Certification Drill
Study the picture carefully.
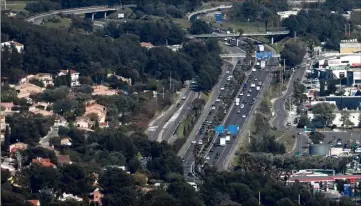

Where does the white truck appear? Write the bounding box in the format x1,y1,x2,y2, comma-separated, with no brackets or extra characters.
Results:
235,98,240,106
220,137,226,146
257,45,264,52
251,83,256,88
261,61,266,68
225,135,231,142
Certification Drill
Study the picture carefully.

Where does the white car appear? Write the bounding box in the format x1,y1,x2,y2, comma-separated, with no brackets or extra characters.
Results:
242,114,246,118
252,68,256,72
220,87,225,91
191,140,196,144
198,140,203,145
211,106,216,110
247,93,251,97
240,104,244,108
239,92,243,96
205,156,210,160
181,96,186,100
226,70,230,74
216,98,221,102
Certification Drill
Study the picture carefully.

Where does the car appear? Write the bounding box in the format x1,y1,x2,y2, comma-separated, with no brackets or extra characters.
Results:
181,96,186,100
255,78,258,81
191,140,196,144
224,110,227,114
237,109,241,114
252,68,256,72
216,98,221,102
226,70,230,74
211,106,216,110
220,87,225,91
188,172,194,177
252,98,256,101
239,92,244,96
205,156,210,160
240,104,244,108
210,149,214,153
248,90,252,93
242,114,246,118
198,140,203,145
247,93,250,97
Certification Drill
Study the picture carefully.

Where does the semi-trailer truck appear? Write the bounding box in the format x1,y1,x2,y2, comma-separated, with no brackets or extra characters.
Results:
220,137,226,146
235,98,240,106
257,45,264,52
261,61,266,68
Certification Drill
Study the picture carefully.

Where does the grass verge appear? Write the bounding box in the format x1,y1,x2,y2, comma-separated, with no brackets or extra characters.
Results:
43,18,71,29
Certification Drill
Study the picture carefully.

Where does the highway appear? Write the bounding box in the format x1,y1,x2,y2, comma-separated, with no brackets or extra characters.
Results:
146,89,198,142
205,61,276,169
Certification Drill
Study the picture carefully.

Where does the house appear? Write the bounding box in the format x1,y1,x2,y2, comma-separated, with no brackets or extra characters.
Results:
140,42,154,49
92,85,118,96
58,193,83,202
15,82,45,99
56,155,72,165
99,122,109,128
29,102,53,117
84,101,107,123
1,41,24,53
107,73,132,85
32,73,54,87
27,200,40,206
57,69,80,87
9,142,28,155
60,137,72,146
1,115,6,132
90,188,104,206
1,102,14,112
54,115,68,127
31,157,56,168
75,116,92,129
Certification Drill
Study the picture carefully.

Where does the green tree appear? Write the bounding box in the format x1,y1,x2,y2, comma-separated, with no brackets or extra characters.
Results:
309,131,325,144
297,115,311,128
311,103,336,127
326,81,337,95
340,110,354,128
188,20,212,34
280,41,306,67
4,125,10,151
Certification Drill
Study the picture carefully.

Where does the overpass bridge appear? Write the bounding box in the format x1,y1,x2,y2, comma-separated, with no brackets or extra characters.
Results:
220,53,280,58
187,5,233,21
26,5,136,25
186,31,290,38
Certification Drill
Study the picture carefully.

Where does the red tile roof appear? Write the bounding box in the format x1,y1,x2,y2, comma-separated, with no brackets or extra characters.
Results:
32,158,55,167
27,200,40,206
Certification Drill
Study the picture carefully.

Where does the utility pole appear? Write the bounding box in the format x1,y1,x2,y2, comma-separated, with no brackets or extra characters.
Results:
169,71,172,91
298,194,301,205
258,191,261,205
162,87,165,99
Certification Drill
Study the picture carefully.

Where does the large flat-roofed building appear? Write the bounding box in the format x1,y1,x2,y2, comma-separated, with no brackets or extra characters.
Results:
340,39,361,54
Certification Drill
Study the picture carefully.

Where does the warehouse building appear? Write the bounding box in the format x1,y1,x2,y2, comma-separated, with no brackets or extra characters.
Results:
340,39,361,54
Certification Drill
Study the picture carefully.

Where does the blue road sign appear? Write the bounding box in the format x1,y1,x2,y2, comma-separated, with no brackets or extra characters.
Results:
228,125,238,135
256,52,273,60
244,83,248,88
343,184,352,197
215,126,225,134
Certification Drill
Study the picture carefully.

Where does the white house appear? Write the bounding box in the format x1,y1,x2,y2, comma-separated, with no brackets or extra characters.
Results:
57,69,80,87
1,41,24,53
277,9,300,21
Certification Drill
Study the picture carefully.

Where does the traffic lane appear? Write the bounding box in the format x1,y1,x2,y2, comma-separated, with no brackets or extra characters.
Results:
207,70,269,164
162,91,198,141
148,88,193,140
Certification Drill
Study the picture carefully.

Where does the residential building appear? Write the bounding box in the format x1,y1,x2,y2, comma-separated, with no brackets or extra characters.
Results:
9,142,28,155
54,115,68,127
32,73,54,87
1,102,14,112
27,200,41,206
277,9,300,20
106,73,132,85
58,193,83,202
1,40,24,53
56,155,72,165
75,116,92,129
29,102,53,117
31,157,56,168
340,39,361,54
15,82,45,99
57,69,80,87
1,115,6,132
92,85,118,96
60,137,72,146
90,188,104,206
140,42,154,49
84,101,107,123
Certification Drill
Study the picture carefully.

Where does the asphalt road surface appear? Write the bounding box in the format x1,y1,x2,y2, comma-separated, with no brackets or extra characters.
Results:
205,66,272,168
147,88,197,142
